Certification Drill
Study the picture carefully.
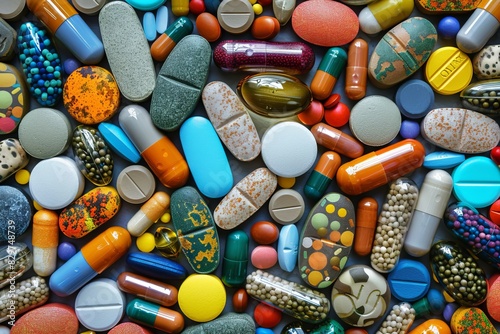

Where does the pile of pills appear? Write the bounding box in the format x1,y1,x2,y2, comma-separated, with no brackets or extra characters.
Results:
370,178,419,273
375,302,415,334
0,276,49,321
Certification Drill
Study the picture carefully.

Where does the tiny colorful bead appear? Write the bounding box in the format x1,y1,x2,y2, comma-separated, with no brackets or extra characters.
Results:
400,120,420,139
160,212,171,223
137,232,156,253
58,242,77,261
253,3,263,15
189,0,206,15
14,169,29,185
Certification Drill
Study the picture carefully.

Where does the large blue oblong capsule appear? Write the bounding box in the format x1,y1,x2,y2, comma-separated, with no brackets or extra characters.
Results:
17,22,63,107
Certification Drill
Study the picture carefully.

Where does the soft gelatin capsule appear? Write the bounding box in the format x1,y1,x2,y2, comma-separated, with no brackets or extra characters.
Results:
237,73,312,117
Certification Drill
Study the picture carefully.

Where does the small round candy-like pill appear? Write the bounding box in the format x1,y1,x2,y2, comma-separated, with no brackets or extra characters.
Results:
58,242,77,261
15,169,30,185
277,176,295,189
63,58,81,75
400,120,420,139
254,302,282,328
298,100,324,126
324,102,350,128
136,233,156,253
438,16,461,40
253,3,263,14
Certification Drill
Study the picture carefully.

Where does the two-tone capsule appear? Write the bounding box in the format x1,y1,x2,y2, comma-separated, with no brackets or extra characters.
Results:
310,47,347,100
303,151,341,200
150,16,193,62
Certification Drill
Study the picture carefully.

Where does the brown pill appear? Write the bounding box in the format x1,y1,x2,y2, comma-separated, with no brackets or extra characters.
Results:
251,15,280,40
354,197,378,256
345,38,368,100
232,288,249,312
250,220,279,244
196,12,221,42
310,122,364,159
117,271,178,307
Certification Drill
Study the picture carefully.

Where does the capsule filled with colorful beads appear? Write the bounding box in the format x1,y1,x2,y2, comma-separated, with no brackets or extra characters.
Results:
17,22,63,107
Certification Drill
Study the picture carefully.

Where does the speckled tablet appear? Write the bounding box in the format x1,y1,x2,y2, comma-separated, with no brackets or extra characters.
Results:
29,156,85,210
17,108,72,159
117,165,155,204
217,0,254,34
99,1,156,102
395,79,434,119
261,121,317,178
63,66,120,125
349,95,401,147
0,185,31,242
0,138,28,183
10,303,79,334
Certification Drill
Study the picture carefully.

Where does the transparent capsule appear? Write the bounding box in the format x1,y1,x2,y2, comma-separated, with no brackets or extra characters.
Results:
0,243,32,289
0,275,49,322
154,227,181,258
376,302,416,334
460,79,500,116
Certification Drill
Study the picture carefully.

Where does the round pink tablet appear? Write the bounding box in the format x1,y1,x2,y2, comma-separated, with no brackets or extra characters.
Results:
251,245,278,269
11,303,78,334
292,0,358,47
109,322,153,334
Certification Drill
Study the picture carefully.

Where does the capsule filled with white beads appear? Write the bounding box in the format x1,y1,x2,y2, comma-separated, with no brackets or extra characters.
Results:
376,302,416,334
0,275,49,322
370,178,419,273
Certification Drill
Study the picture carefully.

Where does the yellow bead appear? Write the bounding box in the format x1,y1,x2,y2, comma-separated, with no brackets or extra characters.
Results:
160,212,171,223
248,0,257,4
253,3,263,15
278,176,296,188
136,232,156,253
33,201,44,211
15,169,30,185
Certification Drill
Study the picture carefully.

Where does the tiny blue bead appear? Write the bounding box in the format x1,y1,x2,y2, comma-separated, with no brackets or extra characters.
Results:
400,120,420,139
438,16,461,40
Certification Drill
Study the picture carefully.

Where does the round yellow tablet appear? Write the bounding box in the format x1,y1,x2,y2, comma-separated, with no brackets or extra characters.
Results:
425,46,473,95
277,176,296,189
15,169,30,185
136,232,155,253
178,274,226,322
33,201,44,211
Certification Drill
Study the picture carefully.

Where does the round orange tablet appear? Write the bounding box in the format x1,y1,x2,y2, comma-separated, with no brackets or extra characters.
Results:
63,66,120,125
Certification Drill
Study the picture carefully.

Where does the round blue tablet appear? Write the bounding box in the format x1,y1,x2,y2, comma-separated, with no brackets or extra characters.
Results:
395,79,434,119
452,156,500,208
438,16,460,40
387,259,430,302
400,120,420,139
0,186,31,242
58,242,77,261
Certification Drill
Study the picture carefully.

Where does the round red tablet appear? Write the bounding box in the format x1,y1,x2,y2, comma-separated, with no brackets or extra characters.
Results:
254,302,282,328
324,102,350,128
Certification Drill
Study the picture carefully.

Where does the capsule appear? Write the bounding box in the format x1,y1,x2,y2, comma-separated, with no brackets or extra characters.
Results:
118,105,189,189
222,231,249,287
310,47,347,100
272,0,295,25
429,240,488,306
303,151,341,200
72,125,114,186
460,79,500,116
375,302,415,334
246,270,330,324
345,39,368,100
172,0,189,16
0,243,32,289
150,16,193,62
117,271,178,307
127,192,170,237
237,73,312,117
354,197,378,256
49,226,131,297
450,307,497,333
32,209,59,277
370,178,419,273
213,40,315,75
336,139,425,196
0,276,49,322
310,122,364,159
126,298,184,334
358,0,414,34
407,319,451,334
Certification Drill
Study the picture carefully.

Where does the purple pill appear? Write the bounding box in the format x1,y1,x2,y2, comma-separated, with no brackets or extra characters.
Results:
400,120,420,139
63,58,81,75
443,303,459,322
58,242,77,261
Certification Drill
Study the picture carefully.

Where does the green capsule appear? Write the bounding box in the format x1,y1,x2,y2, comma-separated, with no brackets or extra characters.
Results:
221,230,249,287
237,73,312,118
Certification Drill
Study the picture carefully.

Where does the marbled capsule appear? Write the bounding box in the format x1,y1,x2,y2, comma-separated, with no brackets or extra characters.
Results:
72,125,114,186
17,22,63,107
237,73,312,117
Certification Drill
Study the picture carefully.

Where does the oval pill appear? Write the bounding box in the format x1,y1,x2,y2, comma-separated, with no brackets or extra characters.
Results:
196,12,221,42
117,271,178,307
0,63,28,134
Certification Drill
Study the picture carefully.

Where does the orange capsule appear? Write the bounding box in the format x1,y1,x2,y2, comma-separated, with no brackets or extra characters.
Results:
345,38,368,100
303,151,341,200
407,319,451,334
150,17,193,62
354,197,378,256
32,209,59,276
310,122,364,159
310,47,347,100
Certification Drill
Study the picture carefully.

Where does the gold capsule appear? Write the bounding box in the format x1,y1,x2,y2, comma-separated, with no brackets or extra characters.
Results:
237,73,312,117
154,227,181,258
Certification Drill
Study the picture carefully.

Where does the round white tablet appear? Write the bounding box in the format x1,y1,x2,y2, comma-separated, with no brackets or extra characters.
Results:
0,0,25,20
29,156,85,210
349,95,402,147
261,121,317,178
75,278,126,332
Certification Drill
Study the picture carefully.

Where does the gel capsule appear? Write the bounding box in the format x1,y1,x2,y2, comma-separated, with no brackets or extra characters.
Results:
354,197,378,256
117,271,178,307
237,73,312,117
213,40,315,75
150,16,193,62
126,298,184,333
310,47,347,100
310,122,364,159
336,139,425,196
345,38,368,100
303,151,341,200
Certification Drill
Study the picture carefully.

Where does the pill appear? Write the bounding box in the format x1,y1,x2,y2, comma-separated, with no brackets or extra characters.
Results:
172,0,189,16
336,139,425,195
150,35,211,131
156,5,168,33
171,186,220,273
18,107,72,159
72,0,107,15
127,191,170,237
254,302,282,328
359,0,414,34
119,105,189,189
50,226,131,297
261,121,317,178
310,122,364,159
232,289,249,312
183,313,255,333
472,44,500,79
387,259,430,302
150,16,193,62
438,16,461,39
268,189,305,225
0,0,26,21
0,63,28,135
277,224,299,272
345,38,368,101
10,303,78,334
407,319,451,334
126,252,187,280
272,0,295,25
353,197,378,257
400,120,420,139
298,100,324,126
27,0,104,64
99,1,155,102
251,245,278,269
425,47,473,95
421,108,500,153
423,151,465,169
196,12,221,42
109,322,153,334
486,274,500,322
459,80,500,116
189,0,205,15
179,116,233,198
116,165,156,205
57,242,76,261
250,221,279,245
202,81,261,162
178,274,226,322
126,298,184,333
415,0,479,13
369,17,437,88
251,15,280,40
75,278,126,332
0,20,15,61
277,176,295,188
490,199,500,226
292,0,358,47
252,3,263,14
0,186,31,241
154,226,180,257
221,230,249,287
204,0,221,14
98,122,141,164
117,271,178,307
143,12,157,42
0,243,31,289
395,79,434,119
32,209,58,277
217,0,254,34
311,47,347,101
29,156,85,210
0,138,29,183
136,233,155,253
124,0,166,10
214,168,277,230
299,192,355,288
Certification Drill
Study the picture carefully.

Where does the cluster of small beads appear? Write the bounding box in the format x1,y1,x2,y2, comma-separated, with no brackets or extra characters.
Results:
371,178,419,272
17,22,63,107
0,244,31,288
376,302,415,334
246,270,330,323
0,276,49,321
